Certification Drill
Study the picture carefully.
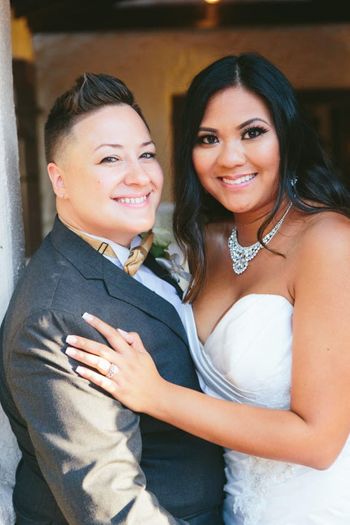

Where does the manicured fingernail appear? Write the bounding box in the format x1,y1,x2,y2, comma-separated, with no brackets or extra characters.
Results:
66,335,77,344
117,328,129,337
66,347,77,357
82,312,93,321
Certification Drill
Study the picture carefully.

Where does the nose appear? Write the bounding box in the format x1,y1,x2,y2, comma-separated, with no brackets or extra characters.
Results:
123,159,150,186
217,140,245,168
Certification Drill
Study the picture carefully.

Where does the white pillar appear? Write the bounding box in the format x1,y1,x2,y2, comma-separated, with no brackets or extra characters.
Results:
0,1,24,523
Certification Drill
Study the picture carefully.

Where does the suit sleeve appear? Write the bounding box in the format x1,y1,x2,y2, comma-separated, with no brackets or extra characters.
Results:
7,309,184,525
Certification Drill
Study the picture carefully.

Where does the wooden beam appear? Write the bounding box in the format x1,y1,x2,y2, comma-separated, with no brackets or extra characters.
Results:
11,1,350,33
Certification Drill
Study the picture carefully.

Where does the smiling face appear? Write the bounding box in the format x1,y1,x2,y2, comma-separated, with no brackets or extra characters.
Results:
192,86,280,220
48,104,163,246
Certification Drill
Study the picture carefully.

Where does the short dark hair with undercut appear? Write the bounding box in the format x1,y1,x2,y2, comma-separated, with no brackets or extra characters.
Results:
44,72,147,162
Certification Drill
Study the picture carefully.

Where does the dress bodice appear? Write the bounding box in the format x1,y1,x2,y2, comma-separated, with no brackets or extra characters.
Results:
203,294,293,409
182,294,350,525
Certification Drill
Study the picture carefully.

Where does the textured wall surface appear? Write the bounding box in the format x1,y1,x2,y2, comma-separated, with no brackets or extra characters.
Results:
0,3,24,317
33,24,350,231
0,1,24,523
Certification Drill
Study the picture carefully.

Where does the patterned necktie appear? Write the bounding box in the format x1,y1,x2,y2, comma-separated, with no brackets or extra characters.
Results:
123,232,154,276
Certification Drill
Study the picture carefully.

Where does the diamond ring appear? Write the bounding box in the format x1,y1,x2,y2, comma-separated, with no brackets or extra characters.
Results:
106,363,118,379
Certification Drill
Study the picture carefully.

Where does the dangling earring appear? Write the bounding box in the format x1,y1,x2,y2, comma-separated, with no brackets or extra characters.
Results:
290,177,298,194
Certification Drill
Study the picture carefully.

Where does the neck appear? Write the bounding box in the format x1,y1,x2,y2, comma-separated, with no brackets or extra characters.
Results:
58,214,134,248
234,200,290,246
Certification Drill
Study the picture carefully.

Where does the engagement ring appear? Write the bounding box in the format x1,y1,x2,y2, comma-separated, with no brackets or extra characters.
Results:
106,363,118,379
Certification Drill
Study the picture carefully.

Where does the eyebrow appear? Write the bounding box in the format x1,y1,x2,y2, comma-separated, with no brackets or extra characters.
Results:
238,117,270,129
198,117,270,133
94,140,155,151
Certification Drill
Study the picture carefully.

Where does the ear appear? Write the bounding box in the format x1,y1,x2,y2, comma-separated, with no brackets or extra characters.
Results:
47,162,67,199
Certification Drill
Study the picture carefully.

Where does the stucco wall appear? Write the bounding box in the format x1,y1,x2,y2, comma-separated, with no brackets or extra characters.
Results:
33,24,350,231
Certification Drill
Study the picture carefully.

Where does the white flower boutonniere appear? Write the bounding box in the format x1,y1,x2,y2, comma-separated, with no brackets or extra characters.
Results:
150,227,191,292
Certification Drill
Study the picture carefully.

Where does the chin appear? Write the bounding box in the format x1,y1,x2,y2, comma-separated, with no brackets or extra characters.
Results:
221,203,250,214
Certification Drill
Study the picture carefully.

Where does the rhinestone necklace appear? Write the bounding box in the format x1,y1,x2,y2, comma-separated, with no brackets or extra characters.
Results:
228,202,292,275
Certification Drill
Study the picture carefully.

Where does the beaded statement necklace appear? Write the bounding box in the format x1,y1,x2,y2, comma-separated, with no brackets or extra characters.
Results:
228,202,293,275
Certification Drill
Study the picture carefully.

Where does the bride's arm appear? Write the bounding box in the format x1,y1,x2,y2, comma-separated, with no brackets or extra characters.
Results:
66,217,350,469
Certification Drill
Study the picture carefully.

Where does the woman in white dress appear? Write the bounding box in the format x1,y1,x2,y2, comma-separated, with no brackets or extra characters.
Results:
66,53,350,524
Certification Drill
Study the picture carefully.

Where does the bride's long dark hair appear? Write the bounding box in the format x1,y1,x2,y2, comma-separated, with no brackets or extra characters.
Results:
173,53,350,302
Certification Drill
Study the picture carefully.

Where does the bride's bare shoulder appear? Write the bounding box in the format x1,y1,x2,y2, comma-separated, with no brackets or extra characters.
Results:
299,210,350,243
295,210,350,270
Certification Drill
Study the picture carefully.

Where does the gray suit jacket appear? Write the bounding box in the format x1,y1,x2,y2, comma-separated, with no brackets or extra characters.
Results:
0,218,225,525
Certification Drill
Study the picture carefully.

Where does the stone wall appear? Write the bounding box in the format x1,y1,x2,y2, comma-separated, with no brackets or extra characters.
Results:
0,2,24,523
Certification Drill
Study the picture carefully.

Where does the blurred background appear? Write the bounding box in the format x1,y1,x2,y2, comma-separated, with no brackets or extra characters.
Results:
10,0,350,256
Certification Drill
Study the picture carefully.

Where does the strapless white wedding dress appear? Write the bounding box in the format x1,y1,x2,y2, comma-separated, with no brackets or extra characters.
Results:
182,294,350,525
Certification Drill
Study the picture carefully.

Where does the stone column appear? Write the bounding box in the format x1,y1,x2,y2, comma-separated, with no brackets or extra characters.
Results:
0,1,24,523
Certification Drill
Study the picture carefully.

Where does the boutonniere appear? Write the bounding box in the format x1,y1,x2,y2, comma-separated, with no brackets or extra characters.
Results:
149,227,191,291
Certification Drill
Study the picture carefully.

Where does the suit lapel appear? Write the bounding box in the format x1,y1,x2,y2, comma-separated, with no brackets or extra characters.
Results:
51,217,104,279
102,260,188,345
50,218,188,345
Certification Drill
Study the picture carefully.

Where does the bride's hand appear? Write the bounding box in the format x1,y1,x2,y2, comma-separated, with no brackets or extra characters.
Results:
65,313,166,413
